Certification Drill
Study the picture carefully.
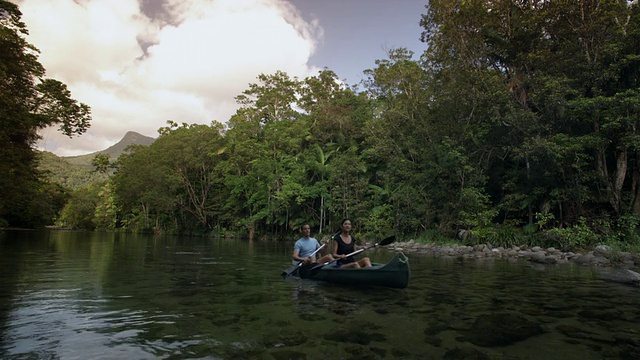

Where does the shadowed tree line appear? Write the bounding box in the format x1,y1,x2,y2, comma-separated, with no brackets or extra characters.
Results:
0,1,90,228
4,1,640,251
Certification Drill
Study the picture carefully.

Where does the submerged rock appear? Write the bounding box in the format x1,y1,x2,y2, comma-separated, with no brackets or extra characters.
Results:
262,332,308,347
270,350,308,360
322,328,386,345
461,313,544,347
443,347,490,360
595,268,640,286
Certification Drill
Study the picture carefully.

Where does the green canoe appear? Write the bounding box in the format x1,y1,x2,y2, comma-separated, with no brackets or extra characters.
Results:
293,252,410,289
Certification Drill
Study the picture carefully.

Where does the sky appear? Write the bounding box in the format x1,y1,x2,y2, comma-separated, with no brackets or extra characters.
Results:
13,0,428,156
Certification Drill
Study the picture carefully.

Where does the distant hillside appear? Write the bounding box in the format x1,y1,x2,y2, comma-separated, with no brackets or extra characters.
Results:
38,150,109,189
38,131,156,189
63,131,156,166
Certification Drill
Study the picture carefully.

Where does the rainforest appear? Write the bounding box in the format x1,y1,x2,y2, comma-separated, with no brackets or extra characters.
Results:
2,0,640,253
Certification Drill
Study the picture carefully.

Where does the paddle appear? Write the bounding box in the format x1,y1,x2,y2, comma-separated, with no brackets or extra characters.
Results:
281,243,327,277
298,235,396,279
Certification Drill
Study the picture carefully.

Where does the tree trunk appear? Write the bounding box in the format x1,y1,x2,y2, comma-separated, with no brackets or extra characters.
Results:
320,195,325,234
632,167,640,215
596,144,627,214
611,148,628,214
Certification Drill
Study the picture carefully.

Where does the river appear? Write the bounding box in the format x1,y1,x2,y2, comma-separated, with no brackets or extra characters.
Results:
0,230,638,359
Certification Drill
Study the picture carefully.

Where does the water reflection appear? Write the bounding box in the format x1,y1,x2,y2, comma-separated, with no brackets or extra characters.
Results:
0,230,639,359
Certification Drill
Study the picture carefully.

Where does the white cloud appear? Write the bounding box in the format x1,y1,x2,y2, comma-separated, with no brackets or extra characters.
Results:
15,0,322,156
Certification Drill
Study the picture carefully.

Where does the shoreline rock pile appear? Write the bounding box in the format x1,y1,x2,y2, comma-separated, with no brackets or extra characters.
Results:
389,240,639,267
387,240,640,286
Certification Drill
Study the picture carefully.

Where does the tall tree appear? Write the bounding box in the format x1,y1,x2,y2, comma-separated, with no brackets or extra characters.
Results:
112,122,228,233
112,144,178,231
0,1,91,227
155,121,228,230
225,72,305,235
299,69,372,231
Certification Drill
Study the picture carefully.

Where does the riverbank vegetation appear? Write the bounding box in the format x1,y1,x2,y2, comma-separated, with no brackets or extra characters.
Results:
0,1,91,228
3,1,640,254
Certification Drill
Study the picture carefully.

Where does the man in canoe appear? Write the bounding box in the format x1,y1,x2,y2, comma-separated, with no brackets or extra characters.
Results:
292,224,334,265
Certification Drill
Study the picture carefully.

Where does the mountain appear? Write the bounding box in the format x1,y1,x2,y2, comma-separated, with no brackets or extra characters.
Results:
63,131,156,166
38,131,156,189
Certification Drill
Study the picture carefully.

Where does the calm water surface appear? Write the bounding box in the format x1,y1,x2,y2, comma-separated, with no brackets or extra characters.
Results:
0,230,638,359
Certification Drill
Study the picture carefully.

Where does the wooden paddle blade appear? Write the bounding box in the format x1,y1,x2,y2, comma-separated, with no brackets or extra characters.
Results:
281,263,300,277
378,235,396,246
298,262,326,279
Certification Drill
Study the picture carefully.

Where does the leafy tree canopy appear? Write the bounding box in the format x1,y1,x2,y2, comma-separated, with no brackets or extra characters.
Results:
0,0,91,227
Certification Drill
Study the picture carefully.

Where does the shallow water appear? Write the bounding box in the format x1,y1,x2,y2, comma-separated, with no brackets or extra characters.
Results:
0,230,638,359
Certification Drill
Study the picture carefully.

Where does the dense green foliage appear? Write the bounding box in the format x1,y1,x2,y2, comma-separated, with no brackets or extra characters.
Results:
36,132,155,190
5,1,640,251
37,151,108,189
0,1,91,227
414,0,640,249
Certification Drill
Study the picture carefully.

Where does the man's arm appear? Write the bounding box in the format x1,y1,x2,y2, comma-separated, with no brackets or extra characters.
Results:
292,248,310,262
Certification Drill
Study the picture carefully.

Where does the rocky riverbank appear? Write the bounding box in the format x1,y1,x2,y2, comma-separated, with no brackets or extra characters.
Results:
388,240,640,286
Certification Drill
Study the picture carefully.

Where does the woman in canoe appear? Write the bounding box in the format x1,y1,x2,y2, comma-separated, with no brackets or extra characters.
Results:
331,219,372,269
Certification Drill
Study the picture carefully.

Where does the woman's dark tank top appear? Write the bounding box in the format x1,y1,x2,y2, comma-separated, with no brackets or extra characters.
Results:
333,234,356,264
